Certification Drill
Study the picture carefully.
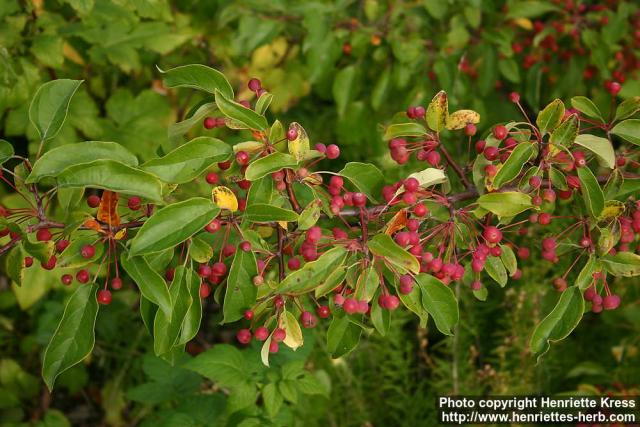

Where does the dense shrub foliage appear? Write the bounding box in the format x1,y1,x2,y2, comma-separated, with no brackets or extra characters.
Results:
1,1,640,426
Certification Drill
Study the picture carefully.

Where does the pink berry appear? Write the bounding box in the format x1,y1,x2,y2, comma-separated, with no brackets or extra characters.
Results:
97,289,112,305
236,328,252,344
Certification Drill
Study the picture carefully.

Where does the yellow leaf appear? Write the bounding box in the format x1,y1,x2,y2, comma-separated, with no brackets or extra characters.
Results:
114,229,127,240
63,42,85,65
446,109,481,130
598,200,625,221
426,90,448,132
277,221,288,230
513,18,533,30
251,37,288,70
280,311,303,350
233,141,264,154
287,122,309,161
211,186,238,211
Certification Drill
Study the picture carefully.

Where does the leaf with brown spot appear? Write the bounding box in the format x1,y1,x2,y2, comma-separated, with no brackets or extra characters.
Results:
385,209,407,235
97,191,120,226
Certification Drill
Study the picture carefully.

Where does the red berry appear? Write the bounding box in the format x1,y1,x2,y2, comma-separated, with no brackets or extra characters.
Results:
24,256,33,268
87,195,101,208
76,269,90,284
253,275,264,286
55,239,70,253
41,256,57,270
206,172,219,185
247,78,262,92
286,128,298,141
218,160,231,170
464,123,477,136
198,264,212,278
239,241,251,252
198,283,210,298
236,328,252,344
205,219,221,233
413,203,428,217
212,262,227,276
36,229,52,242
483,146,499,161
493,125,508,140
244,310,254,320
236,151,249,165
128,197,141,210
343,298,358,314
608,82,622,96
254,326,269,341
61,274,73,286
97,289,112,305
300,311,317,328
287,257,301,270
269,341,279,353
603,294,621,310
81,244,95,259
404,177,419,192
203,117,216,129
352,192,367,207
326,144,340,159
317,305,331,318
272,328,286,342
482,226,503,244
111,277,123,290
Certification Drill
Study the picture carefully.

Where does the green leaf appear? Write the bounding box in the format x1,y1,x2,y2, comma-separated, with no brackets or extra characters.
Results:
190,236,213,263
601,251,640,277
492,143,535,188
27,142,138,183
42,284,99,391
337,162,384,203
333,65,357,117
178,268,202,345
576,256,598,290
370,292,390,336
500,245,518,277
530,287,584,361
255,92,273,115
415,274,458,335
5,244,25,286
287,122,310,162
214,90,267,131
549,114,578,148
129,198,220,256
574,134,615,169
141,137,232,184
222,248,258,323
153,266,192,356
383,123,427,140
185,344,249,387
169,102,217,142
314,268,348,298
279,247,348,295
614,96,640,121
571,96,604,122
368,234,419,274
577,167,604,218
477,192,532,217
120,254,172,318
0,139,14,165
244,152,297,181
506,1,561,18
262,383,283,417
243,204,298,223
56,160,163,202
159,64,234,99
426,91,448,132
327,316,362,358
610,119,640,146
29,79,83,142
297,201,321,230
484,256,508,287
536,99,564,135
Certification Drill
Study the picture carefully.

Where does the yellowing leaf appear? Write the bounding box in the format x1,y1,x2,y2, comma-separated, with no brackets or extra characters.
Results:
513,18,533,30
277,221,288,230
114,229,127,240
287,122,310,162
426,91,448,132
63,43,84,65
233,141,264,154
385,209,408,235
257,226,274,238
280,311,303,350
83,218,105,234
446,109,480,130
211,186,238,211
97,191,120,227
598,200,625,221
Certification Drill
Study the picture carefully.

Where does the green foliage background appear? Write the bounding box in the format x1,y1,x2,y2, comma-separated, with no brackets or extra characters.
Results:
1,0,639,426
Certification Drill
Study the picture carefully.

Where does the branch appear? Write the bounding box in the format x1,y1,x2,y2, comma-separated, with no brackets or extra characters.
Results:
439,144,473,189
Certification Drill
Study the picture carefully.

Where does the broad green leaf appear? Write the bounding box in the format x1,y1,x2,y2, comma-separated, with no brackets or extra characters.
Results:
262,383,283,417
29,79,83,142
611,119,640,146
129,198,220,256
492,143,534,188
244,152,297,181
477,192,532,217
27,142,138,183
314,268,348,298
279,246,348,294
571,96,604,122
57,188,84,212
397,282,428,326
287,122,310,162
506,1,561,18
601,251,640,277
222,248,258,323
426,90,448,132
0,139,14,165
577,167,604,218
530,286,584,361
255,92,273,115
243,204,298,223
614,96,640,121
153,266,192,355
383,123,427,140
368,234,419,274
500,245,518,277
576,256,597,290
186,344,249,386
297,201,321,230
190,236,213,263
159,64,234,99
333,65,357,117
327,316,362,358
178,268,202,345
536,99,564,134
370,291,391,336
246,176,275,206
141,137,232,184
415,274,458,335
484,256,507,287
58,236,104,268
337,162,384,203
120,254,172,318
549,114,578,148
168,102,217,142
574,134,615,169
42,284,98,390
214,90,267,131
445,109,480,130
56,160,163,202
354,266,379,302
5,244,25,286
